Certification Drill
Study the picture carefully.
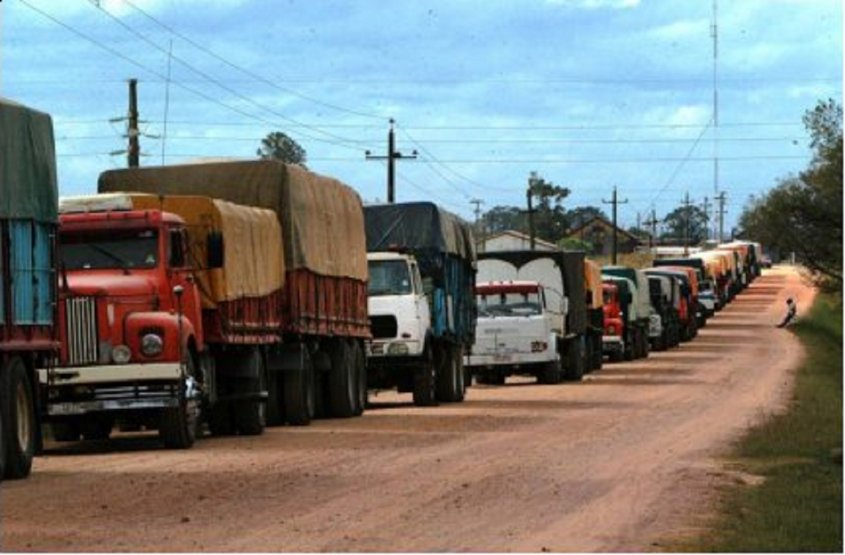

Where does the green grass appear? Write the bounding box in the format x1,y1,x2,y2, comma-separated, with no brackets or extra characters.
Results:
678,293,843,552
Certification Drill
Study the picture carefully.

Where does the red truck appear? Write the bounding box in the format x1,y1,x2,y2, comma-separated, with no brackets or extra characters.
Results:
0,98,60,479
42,161,370,448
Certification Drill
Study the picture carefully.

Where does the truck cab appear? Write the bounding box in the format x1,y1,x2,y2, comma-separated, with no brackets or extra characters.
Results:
467,281,560,384
366,251,430,360
44,197,206,447
601,282,626,362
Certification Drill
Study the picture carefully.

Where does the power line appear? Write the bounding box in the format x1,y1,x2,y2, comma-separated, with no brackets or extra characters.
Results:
119,0,384,121
644,119,714,208
17,0,371,153
89,1,366,149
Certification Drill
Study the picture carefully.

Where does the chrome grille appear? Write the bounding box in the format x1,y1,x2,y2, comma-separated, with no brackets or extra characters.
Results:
65,297,99,366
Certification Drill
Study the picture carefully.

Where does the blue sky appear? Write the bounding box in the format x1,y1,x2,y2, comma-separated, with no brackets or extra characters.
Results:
2,0,842,233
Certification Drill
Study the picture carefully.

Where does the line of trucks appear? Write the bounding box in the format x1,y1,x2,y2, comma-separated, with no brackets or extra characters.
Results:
0,98,765,481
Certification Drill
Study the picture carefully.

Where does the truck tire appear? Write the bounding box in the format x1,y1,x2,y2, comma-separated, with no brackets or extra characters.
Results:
537,359,562,384
0,398,4,481
584,340,594,374
51,421,81,442
592,336,604,370
623,330,635,361
328,339,357,418
454,350,466,402
563,339,585,381
80,415,113,441
413,345,437,407
436,345,462,403
351,340,367,416
266,367,283,427
207,403,235,436
283,348,315,426
233,349,267,436
159,355,200,449
1,357,36,479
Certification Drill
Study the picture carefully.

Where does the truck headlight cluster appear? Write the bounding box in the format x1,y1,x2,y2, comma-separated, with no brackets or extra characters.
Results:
141,333,164,357
111,345,132,364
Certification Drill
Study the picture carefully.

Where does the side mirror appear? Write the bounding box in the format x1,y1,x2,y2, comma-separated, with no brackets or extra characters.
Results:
207,232,225,269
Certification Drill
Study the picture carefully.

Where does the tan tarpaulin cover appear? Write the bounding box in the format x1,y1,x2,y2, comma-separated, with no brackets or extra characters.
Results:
128,194,284,308
99,160,367,281
583,259,603,309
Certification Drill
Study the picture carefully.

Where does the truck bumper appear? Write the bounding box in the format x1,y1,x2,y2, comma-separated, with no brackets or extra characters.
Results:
465,352,553,368
39,363,182,416
602,336,624,354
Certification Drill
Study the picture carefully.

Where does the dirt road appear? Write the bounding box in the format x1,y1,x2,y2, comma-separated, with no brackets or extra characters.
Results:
1,267,815,552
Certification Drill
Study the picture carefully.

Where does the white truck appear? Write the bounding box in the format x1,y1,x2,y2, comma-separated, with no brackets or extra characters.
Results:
465,250,587,384
364,203,477,406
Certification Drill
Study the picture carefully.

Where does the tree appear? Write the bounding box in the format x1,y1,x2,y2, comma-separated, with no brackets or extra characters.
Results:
738,100,842,288
661,205,709,245
527,172,571,243
482,205,525,235
567,205,608,232
257,131,307,167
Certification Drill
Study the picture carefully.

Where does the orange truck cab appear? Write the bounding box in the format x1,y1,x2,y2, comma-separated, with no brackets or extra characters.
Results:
601,282,624,360
46,201,215,447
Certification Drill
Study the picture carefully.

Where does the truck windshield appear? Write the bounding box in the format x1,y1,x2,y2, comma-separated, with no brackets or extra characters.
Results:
477,292,541,317
60,229,159,270
368,260,413,296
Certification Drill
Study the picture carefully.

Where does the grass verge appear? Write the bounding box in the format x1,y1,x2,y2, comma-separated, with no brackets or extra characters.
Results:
678,293,843,552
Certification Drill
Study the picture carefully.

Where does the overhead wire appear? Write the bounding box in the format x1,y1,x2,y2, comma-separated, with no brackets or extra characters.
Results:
88,1,369,149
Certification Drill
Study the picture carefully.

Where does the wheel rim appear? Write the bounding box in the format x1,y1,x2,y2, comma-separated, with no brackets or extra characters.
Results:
15,381,32,452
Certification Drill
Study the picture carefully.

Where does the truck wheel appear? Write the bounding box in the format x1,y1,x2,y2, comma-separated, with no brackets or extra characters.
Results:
538,359,562,384
413,345,437,407
80,415,113,441
233,350,267,436
623,331,635,361
159,355,201,449
563,340,585,381
1,357,36,479
266,367,283,427
283,348,315,426
435,346,461,403
351,341,367,416
0,399,4,481
328,340,356,418
51,421,81,442
592,337,604,370
207,403,235,436
454,350,466,402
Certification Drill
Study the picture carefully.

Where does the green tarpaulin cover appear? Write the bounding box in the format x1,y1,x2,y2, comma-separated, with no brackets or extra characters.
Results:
0,98,58,221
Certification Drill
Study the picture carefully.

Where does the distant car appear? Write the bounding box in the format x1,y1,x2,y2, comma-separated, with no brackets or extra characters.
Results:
760,255,773,269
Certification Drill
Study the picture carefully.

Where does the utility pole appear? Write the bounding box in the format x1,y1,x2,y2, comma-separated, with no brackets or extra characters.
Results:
365,118,417,203
715,191,727,243
128,78,139,168
527,183,536,251
471,198,485,252
643,208,660,252
701,196,711,241
602,186,628,265
681,192,693,256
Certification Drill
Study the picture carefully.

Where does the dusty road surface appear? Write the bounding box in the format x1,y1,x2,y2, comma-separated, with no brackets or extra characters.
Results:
2,267,815,552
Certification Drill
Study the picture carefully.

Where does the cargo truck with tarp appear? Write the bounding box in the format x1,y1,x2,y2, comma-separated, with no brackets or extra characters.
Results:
602,266,652,360
54,161,370,448
467,250,588,383
364,202,476,405
583,259,604,372
0,98,59,480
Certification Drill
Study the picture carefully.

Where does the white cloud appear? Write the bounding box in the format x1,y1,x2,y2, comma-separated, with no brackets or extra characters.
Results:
647,18,710,42
16,0,248,21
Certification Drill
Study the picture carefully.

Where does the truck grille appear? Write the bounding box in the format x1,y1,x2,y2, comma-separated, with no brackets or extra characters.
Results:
65,297,99,366
369,315,398,339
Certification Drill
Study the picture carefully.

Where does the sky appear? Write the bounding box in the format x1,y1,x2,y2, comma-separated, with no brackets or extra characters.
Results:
1,0,842,234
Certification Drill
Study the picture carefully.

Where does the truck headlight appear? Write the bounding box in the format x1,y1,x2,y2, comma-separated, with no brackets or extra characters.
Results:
112,345,132,364
388,342,409,355
607,325,616,335
141,333,164,357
